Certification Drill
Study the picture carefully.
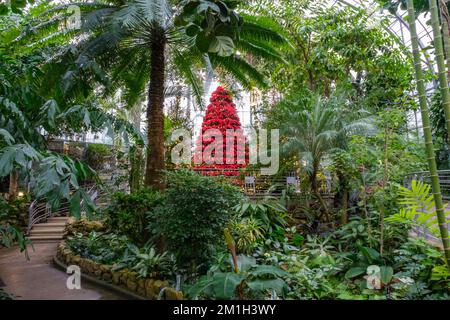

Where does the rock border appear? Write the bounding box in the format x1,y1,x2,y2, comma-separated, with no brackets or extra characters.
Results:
55,242,183,300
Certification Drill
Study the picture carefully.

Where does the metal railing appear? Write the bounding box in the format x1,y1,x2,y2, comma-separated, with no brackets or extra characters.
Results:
26,184,97,235
403,170,450,200
26,199,71,235
191,168,334,199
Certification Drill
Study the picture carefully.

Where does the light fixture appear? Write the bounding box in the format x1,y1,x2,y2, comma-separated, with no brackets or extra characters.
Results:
18,192,24,198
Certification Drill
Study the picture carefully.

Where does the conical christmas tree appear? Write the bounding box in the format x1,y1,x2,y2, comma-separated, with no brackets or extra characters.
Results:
194,86,247,176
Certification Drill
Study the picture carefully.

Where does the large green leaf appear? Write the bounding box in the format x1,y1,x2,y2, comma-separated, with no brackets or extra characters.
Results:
379,266,393,284
345,267,366,279
358,245,381,264
250,265,290,278
247,278,287,294
211,272,244,299
209,36,235,56
70,190,82,220
40,99,59,128
186,24,200,37
0,147,15,177
0,129,14,145
195,32,211,53
235,254,256,272
196,1,220,14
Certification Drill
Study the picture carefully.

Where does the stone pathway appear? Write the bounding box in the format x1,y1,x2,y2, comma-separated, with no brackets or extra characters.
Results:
0,241,128,300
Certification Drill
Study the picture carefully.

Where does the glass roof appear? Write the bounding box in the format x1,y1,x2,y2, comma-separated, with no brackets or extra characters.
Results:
187,0,437,138
331,0,436,76
327,0,438,136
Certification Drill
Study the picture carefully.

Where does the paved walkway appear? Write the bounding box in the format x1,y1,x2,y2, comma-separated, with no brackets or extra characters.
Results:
0,241,128,300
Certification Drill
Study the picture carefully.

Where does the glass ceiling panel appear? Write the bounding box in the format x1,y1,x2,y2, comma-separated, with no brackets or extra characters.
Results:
329,0,437,75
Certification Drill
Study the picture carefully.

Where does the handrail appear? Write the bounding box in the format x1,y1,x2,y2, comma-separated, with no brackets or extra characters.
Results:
189,168,333,196
403,170,450,200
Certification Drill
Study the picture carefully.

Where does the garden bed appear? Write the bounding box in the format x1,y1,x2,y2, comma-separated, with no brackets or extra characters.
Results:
55,242,183,300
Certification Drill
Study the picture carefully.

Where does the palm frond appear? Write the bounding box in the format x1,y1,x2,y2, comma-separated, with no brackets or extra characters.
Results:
236,38,285,63
135,0,173,27
239,13,287,45
209,54,267,89
173,48,204,109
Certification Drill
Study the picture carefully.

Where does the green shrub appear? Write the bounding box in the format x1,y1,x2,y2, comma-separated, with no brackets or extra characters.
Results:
85,143,112,170
0,196,31,257
186,255,289,299
66,232,129,265
67,231,176,280
229,217,265,254
151,170,243,270
65,219,106,236
0,196,28,228
113,243,176,279
104,188,164,245
0,288,15,300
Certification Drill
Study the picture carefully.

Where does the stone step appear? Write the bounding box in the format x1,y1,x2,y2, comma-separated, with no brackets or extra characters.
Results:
33,222,67,228
47,217,69,222
31,227,65,234
28,235,64,241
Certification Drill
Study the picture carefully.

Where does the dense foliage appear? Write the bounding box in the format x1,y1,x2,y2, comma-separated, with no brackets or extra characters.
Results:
150,170,243,270
105,188,164,245
66,232,176,279
1,0,450,302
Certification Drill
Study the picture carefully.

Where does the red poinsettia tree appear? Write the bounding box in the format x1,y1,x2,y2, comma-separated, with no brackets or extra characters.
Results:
194,86,247,176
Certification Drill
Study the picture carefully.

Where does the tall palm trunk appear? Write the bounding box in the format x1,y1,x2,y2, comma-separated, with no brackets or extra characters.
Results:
311,162,330,222
408,0,450,268
130,104,143,192
144,31,167,189
310,169,318,194
430,0,450,137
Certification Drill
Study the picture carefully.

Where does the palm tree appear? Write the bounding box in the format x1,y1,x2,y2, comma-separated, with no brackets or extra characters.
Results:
26,0,285,189
281,93,374,195
407,0,450,268
429,0,450,138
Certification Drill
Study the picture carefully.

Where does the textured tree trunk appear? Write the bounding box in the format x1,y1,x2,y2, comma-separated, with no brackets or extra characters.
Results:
130,145,143,192
129,105,143,192
310,166,318,194
430,0,450,138
310,163,330,222
144,31,167,189
408,0,450,268
8,171,19,200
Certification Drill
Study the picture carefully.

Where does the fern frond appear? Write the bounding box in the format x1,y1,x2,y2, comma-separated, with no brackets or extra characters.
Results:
386,180,448,238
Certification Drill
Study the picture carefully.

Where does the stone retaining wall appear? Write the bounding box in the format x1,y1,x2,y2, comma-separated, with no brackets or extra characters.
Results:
56,243,183,300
